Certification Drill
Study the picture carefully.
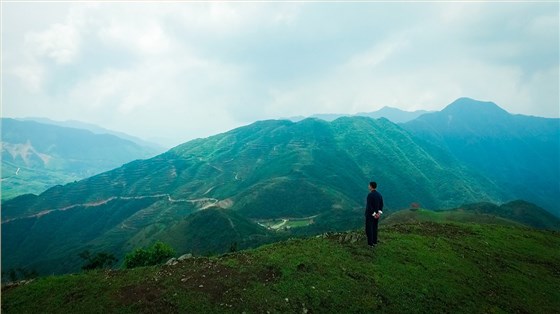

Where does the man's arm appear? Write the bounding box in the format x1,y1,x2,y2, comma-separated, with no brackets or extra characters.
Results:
373,193,383,218
366,193,374,215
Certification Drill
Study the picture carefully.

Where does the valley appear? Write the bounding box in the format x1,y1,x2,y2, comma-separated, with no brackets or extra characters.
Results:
256,215,318,230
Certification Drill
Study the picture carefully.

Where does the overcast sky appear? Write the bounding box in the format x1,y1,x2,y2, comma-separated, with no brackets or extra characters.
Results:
2,1,559,147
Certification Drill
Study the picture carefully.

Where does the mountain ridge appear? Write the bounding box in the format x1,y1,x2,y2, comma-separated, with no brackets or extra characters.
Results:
16,117,167,151
2,115,510,275
403,97,560,216
287,106,431,123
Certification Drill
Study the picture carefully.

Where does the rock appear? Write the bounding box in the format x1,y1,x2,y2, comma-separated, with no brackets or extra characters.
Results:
178,253,193,261
165,258,178,266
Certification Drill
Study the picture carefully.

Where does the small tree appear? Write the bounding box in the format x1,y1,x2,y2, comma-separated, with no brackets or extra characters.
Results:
79,250,118,271
8,269,17,282
229,242,238,253
123,242,175,269
2,268,39,283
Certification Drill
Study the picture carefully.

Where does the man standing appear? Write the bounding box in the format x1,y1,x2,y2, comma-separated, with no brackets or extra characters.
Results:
365,181,383,247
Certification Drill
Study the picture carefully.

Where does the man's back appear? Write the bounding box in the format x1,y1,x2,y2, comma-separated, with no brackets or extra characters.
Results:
365,190,383,216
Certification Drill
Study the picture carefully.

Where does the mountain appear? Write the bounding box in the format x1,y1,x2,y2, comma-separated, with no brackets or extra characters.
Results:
1,118,160,200
288,113,350,122
288,107,431,123
18,117,167,151
450,200,560,230
382,200,560,231
3,222,559,313
357,106,431,123
403,97,560,216
2,117,509,275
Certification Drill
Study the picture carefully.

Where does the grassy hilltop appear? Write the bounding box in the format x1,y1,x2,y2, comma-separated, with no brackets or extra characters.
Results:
3,221,559,313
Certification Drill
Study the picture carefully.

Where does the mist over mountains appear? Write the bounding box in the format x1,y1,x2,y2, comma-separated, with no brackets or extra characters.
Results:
2,97,559,276
17,117,167,152
288,106,431,123
1,118,161,199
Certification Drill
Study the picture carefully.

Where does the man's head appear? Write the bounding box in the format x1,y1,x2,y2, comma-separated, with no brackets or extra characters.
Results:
369,181,377,191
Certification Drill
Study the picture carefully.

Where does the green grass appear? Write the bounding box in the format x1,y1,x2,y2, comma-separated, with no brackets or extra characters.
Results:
284,219,313,228
3,221,559,313
382,207,551,230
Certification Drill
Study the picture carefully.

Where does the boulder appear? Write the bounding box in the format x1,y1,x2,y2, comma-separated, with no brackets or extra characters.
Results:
178,253,193,261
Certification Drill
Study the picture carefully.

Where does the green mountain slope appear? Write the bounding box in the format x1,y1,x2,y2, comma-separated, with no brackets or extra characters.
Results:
3,222,559,313
452,200,560,230
157,209,281,256
2,117,511,275
382,200,560,231
170,117,506,214
403,97,560,216
1,118,160,200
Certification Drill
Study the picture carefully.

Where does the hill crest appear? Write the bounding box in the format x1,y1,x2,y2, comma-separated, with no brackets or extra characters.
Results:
3,221,559,313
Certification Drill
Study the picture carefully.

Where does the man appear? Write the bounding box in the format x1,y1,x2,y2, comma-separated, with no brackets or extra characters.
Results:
365,181,383,247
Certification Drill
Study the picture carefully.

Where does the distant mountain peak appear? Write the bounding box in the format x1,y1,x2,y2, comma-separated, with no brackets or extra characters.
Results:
443,98,509,117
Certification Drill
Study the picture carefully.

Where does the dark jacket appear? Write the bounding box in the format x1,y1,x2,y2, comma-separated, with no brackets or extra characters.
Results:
365,190,384,217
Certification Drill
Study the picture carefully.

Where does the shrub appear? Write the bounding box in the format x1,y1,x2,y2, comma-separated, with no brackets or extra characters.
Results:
123,241,175,269
229,242,238,253
1,268,38,283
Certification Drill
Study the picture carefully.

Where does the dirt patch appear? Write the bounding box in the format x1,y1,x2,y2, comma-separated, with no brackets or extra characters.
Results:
153,254,282,304
185,261,279,295
64,289,86,303
174,260,236,300
116,283,177,313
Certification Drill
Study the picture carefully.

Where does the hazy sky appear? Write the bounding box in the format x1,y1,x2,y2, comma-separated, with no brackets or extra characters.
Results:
2,1,559,147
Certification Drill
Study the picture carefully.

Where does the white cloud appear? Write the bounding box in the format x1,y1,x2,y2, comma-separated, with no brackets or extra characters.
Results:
23,7,85,65
98,19,171,55
12,62,44,93
347,36,410,70
2,2,558,146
